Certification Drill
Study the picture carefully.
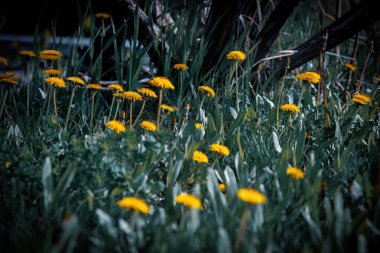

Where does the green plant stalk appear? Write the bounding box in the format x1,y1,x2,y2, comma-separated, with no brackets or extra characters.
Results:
178,71,184,107
157,89,163,131
133,99,146,127
26,61,31,117
0,89,8,121
114,99,121,120
195,96,205,122
53,88,58,116
234,206,250,252
129,101,133,128
90,92,95,132
276,68,288,130
45,86,52,115
64,88,76,130
108,96,115,120
235,62,240,112
289,113,292,128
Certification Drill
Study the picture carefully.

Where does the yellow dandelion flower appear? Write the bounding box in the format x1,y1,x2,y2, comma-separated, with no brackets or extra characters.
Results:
218,183,226,192
148,76,175,90
0,56,8,66
237,188,267,204
210,143,230,156
160,104,175,113
66,76,85,85
95,12,111,19
121,91,143,102
192,150,208,164
140,120,157,132
42,69,62,76
280,103,301,113
106,120,126,134
87,84,103,91
173,63,189,71
0,72,15,79
137,87,157,99
286,167,305,180
345,63,356,72
39,49,63,61
5,161,12,168
226,50,246,61
195,123,205,131
351,93,371,105
175,193,202,209
19,50,36,57
44,77,66,88
108,83,123,92
1,77,19,85
198,85,215,98
117,196,150,214
295,72,321,84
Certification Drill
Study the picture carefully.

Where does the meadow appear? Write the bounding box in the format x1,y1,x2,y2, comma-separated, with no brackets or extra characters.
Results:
0,1,380,252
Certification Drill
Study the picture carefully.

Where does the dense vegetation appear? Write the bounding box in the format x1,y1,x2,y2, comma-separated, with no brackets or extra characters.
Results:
0,1,379,252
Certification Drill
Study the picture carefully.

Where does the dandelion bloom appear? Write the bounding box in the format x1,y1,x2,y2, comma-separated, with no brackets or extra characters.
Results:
286,167,305,180
106,120,126,134
0,56,8,66
1,77,19,85
44,77,66,88
5,161,12,168
351,93,371,105
108,83,123,92
198,85,215,98
218,183,226,192
226,50,246,61
42,69,62,76
237,188,267,204
160,104,175,113
195,123,205,131
345,63,356,72
117,196,150,214
295,72,321,84
39,50,63,61
148,76,175,90
280,103,301,113
192,150,208,164
210,143,230,156
140,120,157,132
19,50,36,57
175,193,202,209
121,91,143,102
95,12,111,19
137,87,157,99
66,77,85,86
173,63,189,71
0,72,15,79
87,84,103,91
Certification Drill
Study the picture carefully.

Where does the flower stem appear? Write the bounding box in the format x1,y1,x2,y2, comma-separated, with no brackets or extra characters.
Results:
195,96,205,122
157,89,163,131
235,63,239,113
64,88,76,131
0,89,8,121
108,96,115,120
234,207,250,252
114,99,121,120
26,61,30,117
53,88,58,116
133,99,146,127
276,62,289,130
90,92,95,133
129,101,133,128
